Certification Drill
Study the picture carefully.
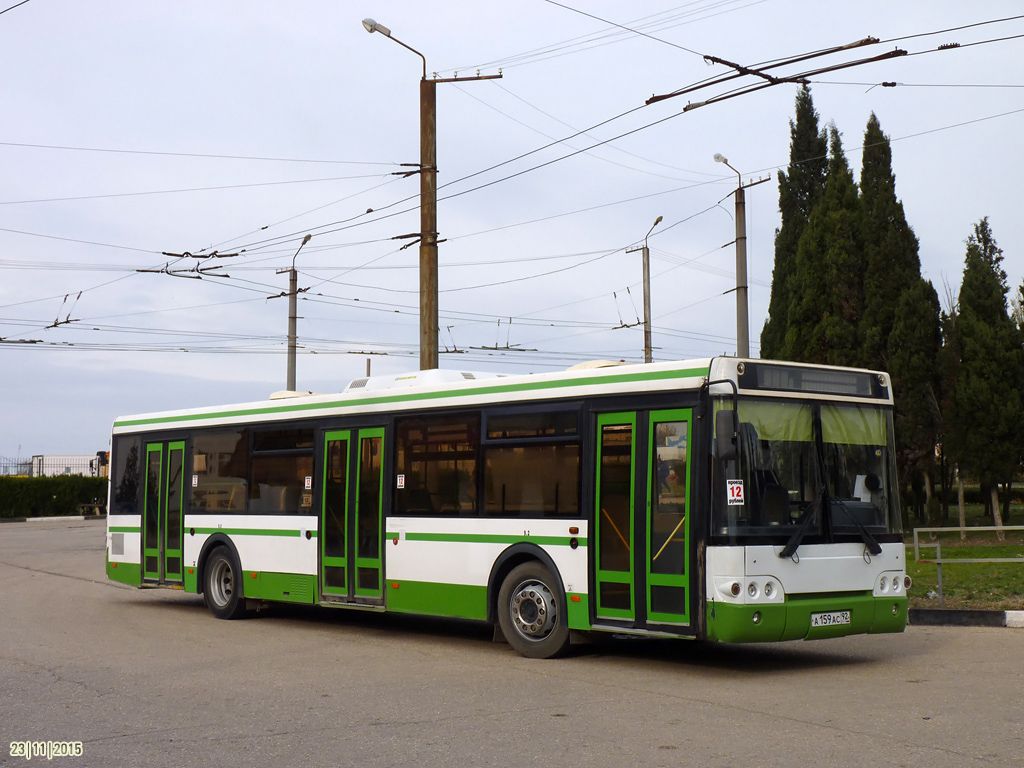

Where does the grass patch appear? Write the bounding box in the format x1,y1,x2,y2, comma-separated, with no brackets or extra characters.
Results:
907,531,1024,611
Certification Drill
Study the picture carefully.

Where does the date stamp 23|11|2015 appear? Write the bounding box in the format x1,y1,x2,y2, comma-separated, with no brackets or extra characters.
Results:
9,741,84,761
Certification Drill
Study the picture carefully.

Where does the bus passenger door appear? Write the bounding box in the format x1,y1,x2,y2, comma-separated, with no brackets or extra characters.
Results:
593,410,693,629
141,440,185,585
594,413,637,621
320,428,385,604
320,431,351,599
646,410,692,627
352,428,385,601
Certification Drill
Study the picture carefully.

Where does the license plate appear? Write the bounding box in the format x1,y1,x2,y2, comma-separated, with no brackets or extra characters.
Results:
810,610,851,627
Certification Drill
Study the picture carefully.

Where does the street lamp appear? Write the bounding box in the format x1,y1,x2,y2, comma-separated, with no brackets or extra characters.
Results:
714,153,752,359
626,215,662,363
363,18,437,370
279,234,312,391
362,20,501,370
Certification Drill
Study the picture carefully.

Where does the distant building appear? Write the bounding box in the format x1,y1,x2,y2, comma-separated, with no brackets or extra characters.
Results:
30,454,107,478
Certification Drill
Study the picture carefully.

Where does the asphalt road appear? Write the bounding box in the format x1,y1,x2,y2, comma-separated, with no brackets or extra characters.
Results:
1,519,1021,768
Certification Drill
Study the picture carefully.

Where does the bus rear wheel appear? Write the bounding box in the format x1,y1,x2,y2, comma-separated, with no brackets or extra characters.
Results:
203,546,247,620
497,562,569,659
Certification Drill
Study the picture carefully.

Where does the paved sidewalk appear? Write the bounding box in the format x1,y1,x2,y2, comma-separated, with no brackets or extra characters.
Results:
0,513,106,523
909,608,1023,628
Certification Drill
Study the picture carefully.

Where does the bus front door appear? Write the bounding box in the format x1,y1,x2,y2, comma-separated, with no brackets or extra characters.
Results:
141,440,185,585
594,410,693,630
320,428,386,605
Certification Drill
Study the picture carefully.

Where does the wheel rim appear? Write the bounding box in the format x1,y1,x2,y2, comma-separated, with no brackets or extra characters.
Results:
509,578,557,642
208,558,234,608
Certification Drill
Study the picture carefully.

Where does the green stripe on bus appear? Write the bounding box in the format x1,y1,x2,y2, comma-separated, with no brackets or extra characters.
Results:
191,527,315,538
386,532,587,547
113,365,710,428
109,525,141,533
387,579,488,621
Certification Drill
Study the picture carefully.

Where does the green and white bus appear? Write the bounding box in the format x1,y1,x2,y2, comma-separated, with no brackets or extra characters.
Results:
105,357,909,658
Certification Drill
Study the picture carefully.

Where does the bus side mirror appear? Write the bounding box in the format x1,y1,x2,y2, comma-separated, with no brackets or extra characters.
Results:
715,409,738,462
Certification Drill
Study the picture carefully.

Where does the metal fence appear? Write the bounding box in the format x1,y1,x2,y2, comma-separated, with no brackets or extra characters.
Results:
0,457,32,476
913,525,1024,606
0,456,101,478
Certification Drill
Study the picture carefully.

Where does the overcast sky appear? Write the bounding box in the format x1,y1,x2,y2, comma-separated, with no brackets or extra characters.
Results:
2,1,1023,459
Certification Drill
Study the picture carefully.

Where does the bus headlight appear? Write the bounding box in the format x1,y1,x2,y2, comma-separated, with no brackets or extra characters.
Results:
748,582,759,598
763,581,774,598
892,576,901,592
879,576,889,593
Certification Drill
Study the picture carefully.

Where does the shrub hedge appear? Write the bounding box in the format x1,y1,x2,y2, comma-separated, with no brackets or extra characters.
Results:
0,476,107,519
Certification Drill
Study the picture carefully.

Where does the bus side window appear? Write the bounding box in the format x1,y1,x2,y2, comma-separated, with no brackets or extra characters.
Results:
110,435,142,515
191,429,249,513
394,414,479,516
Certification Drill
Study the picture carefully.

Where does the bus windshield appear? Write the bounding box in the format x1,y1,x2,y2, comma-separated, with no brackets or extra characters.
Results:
712,398,902,541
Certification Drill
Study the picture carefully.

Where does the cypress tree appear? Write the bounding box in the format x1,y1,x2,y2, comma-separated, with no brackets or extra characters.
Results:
782,125,863,366
887,278,941,525
948,219,1020,538
760,86,828,359
859,113,922,371
937,290,964,530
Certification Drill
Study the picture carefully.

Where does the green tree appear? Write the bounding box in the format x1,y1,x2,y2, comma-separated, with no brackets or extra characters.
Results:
887,278,941,526
936,283,961,525
781,125,863,366
947,219,1020,539
760,86,828,359
859,113,922,371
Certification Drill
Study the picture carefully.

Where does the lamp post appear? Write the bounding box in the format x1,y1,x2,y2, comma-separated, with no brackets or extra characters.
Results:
626,215,662,363
714,154,766,359
363,18,437,370
363,19,501,370
280,234,311,391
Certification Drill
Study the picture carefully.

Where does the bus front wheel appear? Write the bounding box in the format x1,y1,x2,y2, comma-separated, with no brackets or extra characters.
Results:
497,562,569,659
203,546,247,620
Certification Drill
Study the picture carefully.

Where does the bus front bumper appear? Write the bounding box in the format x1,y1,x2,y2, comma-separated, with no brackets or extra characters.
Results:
705,593,908,643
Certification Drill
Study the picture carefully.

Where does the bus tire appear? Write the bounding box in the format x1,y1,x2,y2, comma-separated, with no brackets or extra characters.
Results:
203,546,247,620
497,562,569,659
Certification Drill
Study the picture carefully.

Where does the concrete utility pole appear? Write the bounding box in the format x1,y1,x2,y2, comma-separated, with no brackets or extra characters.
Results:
714,154,768,359
362,18,500,370
626,215,662,363
278,234,311,391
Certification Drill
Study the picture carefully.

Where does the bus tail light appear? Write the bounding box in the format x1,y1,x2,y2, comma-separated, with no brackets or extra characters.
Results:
730,582,740,596
904,576,912,590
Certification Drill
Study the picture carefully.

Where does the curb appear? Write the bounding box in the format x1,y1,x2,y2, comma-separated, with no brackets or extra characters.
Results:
910,608,1024,628
0,514,107,524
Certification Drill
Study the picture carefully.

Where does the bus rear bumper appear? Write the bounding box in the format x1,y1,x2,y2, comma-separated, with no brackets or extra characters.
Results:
106,557,141,587
705,593,908,643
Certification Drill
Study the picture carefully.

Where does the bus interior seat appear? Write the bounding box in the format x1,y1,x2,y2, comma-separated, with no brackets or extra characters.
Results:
762,484,789,525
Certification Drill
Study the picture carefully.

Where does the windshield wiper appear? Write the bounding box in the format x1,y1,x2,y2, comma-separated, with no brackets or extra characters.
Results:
831,497,883,556
779,492,821,559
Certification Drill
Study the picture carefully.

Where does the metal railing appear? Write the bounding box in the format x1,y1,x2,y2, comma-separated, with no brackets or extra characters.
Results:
913,526,1024,607
0,457,32,476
